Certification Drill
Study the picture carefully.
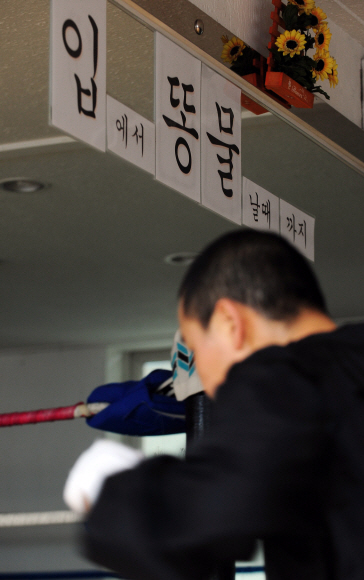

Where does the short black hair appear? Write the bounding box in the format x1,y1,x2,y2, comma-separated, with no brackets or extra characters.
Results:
178,229,328,327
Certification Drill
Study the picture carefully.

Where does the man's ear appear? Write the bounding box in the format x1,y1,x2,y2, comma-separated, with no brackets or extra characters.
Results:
213,298,246,350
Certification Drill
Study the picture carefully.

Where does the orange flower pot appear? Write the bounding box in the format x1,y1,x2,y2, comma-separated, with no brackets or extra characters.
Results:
265,72,314,108
241,70,292,115
241,74,269,115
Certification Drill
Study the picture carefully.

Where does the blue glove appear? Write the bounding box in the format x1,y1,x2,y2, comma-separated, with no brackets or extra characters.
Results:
86,370,186,436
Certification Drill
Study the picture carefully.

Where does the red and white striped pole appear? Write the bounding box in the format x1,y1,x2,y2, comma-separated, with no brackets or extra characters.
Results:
0,402,108,427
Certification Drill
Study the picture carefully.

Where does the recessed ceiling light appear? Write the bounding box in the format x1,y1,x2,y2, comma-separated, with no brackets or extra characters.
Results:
164,252,197,266
0,179,47,193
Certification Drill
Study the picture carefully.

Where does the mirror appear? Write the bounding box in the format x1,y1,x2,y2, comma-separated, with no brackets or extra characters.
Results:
0,0,363,575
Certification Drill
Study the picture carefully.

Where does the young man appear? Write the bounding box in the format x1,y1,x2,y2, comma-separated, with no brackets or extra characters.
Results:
65,230,364,580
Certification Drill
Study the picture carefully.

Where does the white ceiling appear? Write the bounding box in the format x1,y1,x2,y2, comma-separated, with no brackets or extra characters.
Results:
1,0,364,349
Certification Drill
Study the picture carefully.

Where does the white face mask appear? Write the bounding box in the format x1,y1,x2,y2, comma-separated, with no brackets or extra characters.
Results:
171,330,203,401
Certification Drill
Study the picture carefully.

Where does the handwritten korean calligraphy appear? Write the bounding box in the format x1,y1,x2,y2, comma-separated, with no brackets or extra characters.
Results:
242,178,279,233
107,96,155,176
280,199,315,261
62,16,98,119
201,64,241,223
155,33,201,202
50,0,106,151
51,19,316,259
162,77,199,174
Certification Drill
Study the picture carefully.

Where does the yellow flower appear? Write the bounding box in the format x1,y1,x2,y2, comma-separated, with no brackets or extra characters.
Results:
221,36,246,63
310,7,327,29
327,57,338,88
315,23,332,55
288,0,315,15
312,51,334,81
275,30,306,58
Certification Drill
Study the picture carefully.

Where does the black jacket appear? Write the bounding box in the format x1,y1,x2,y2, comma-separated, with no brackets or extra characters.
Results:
82,324,364,580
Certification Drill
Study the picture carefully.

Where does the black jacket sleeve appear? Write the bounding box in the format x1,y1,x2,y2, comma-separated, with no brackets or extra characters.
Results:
81,346,330,580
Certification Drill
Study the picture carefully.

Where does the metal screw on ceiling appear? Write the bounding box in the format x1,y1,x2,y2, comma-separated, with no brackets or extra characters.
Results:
194,19,204,35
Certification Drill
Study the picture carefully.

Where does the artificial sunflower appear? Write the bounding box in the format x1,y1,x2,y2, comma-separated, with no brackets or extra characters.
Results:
221,36,246,63
310,6,327,29
288,0,315,15
275,29,306,58
312,51,334,81
314,23,332,54
328,57,339,88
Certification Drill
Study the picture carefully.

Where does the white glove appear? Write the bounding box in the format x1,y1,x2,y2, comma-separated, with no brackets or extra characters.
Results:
63,439,144,514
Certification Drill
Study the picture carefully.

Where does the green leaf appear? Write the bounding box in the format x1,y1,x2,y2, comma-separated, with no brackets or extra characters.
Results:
294,55,314,66
304,14,319,30
229,46,259,77
230,62,257,76
284,53,305,65
295,76,308,85
294,66,310,76
311,86,330,99
282,4,299,29
305,36,315,50
297,13,312,31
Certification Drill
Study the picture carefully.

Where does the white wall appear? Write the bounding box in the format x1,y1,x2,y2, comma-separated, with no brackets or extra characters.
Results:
0,346,107,573
321,19,364,128
188,0,272,58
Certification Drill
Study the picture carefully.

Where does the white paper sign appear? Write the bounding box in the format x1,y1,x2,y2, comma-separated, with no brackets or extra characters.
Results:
50,0,106,151
155,33,201,202
201,65,241,223
242,177,280,233
107,96,155,175
280,199,315,261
